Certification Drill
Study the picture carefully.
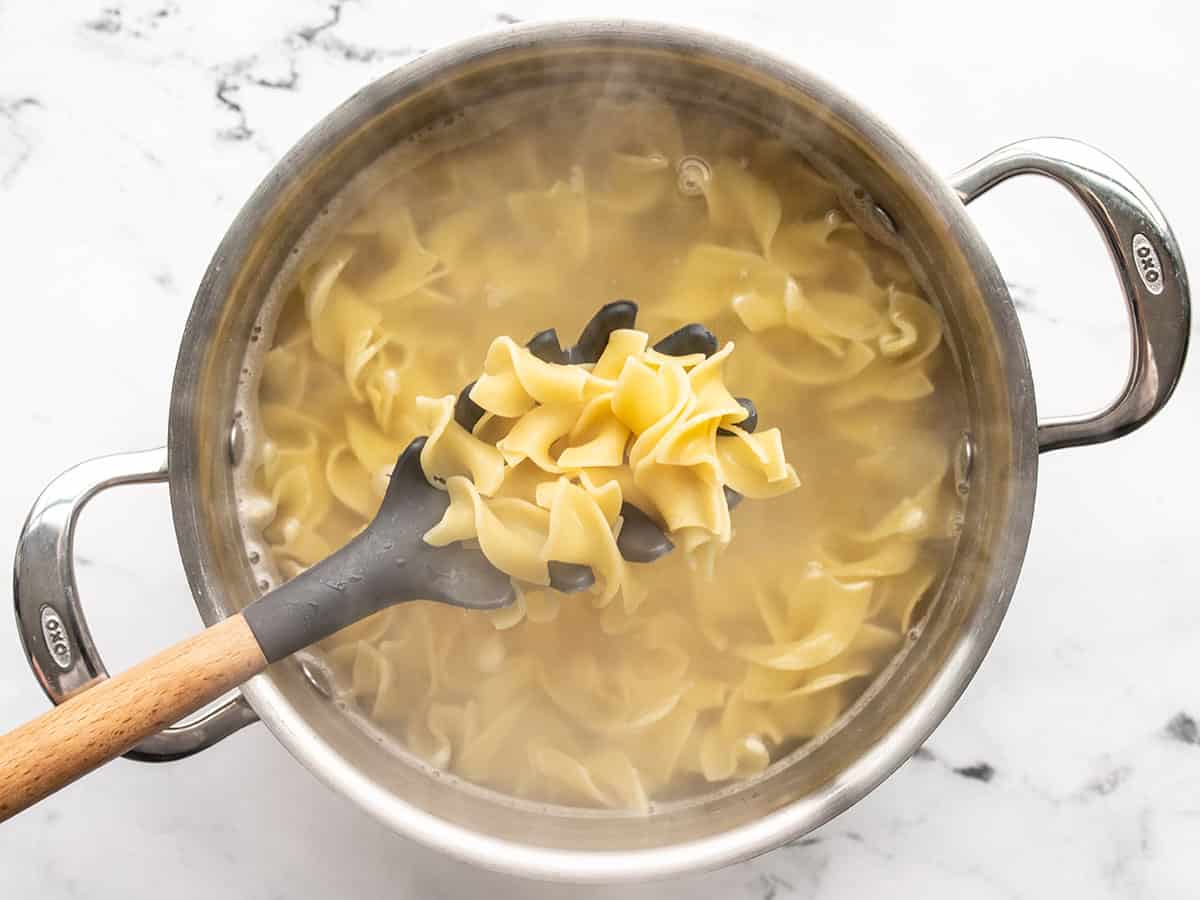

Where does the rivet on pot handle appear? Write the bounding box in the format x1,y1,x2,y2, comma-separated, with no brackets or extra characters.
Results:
951,137,1191,452
12,448,259,761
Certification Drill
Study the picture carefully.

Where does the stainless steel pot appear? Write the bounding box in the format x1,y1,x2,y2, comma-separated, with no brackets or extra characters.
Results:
13,21,1190,882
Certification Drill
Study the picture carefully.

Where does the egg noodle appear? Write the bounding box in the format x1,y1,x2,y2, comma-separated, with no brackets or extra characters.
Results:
246,95,962,809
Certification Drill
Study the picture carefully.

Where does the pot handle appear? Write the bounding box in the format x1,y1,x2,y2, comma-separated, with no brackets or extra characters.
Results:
951,137,1190,452
12,447,259,761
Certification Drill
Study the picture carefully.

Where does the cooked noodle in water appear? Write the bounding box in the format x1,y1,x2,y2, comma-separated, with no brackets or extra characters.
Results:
241,94,964,810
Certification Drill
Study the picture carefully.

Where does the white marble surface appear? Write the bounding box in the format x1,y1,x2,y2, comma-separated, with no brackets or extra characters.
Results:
1,0,1197,896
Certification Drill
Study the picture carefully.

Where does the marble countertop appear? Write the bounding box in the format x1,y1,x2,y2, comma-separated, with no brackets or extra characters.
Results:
2,1,1197,897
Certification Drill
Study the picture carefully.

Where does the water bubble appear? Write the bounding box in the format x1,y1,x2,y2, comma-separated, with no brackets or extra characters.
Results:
954,431,974,496
248,550,260,564
228,419,246,465
258,578,271,592
948,511,965,536
873,204,897,234
676,155,711,196
299,657,335,698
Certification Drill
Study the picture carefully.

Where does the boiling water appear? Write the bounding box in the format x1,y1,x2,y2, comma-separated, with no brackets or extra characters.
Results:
232,86,967,811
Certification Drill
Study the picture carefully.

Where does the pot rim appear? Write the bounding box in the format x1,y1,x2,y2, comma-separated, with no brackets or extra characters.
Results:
168,18,1037,882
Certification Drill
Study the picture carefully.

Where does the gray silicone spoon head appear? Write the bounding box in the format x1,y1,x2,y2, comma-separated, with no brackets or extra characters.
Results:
242,436,513,663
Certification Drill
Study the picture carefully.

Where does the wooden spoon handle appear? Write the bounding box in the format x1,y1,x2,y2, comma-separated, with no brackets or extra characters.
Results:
0,614,266,822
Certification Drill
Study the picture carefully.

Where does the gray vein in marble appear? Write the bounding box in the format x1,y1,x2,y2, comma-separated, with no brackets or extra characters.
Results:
124,135,163,167
83,2,177,39
1101,806,1155,897
1077,765,1133,799
308,32,417,64
203,2,424,143
295,0,345,43
765,829,872,896
496,12,523,24
781,830,863,854
1006,280,1064,325
291,1,424,64
74,552,147,584
210,52,303,144
1165,711,1199,745
214,74,253,142
777,847,835,898
0,97,42,188
84,6,123,34
953,762,996,783
748,872,796,900
82,2,422,144
249,58,300,91
909,745,997,783
835,828,1023,900
801,825,1027,900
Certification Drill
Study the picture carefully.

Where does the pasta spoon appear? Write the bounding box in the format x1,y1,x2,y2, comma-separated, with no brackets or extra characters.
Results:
0,303,749,821
0,432,516,823
456,300,757,591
